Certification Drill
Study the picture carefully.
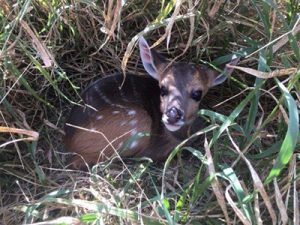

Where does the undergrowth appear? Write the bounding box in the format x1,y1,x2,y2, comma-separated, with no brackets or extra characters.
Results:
0,0,299,225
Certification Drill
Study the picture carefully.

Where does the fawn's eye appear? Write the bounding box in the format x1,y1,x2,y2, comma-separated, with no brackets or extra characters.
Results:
160,85,169,96
190,90,202,101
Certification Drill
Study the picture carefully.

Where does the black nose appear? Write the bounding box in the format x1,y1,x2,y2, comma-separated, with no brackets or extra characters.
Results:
166,107,183,124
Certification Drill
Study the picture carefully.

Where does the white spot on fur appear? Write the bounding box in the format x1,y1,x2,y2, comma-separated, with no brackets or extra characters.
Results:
112,111,120,114
168,86,183,105
130,128,137,135
128,110,136,116
129,119,138,126
129,140,138,149
96,115,103,120
114,104,126,109
121,121,127,126
94,86,112,105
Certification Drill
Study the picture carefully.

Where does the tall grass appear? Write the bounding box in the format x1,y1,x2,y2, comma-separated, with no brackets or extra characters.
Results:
0,0,299,224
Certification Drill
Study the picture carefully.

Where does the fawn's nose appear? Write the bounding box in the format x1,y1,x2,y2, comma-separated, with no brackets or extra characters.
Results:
166,107,183,124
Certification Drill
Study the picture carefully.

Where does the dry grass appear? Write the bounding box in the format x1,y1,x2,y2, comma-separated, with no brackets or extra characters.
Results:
0,0,299,224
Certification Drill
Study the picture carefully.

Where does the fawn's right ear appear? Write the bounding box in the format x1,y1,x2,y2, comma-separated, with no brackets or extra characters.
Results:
139,36,166,80
206,56,241,88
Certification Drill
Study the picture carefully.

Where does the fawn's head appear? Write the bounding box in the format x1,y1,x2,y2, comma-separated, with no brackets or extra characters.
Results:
139,37,238,132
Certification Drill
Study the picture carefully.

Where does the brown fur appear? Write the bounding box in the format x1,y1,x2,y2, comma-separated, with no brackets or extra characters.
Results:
65,105,153,168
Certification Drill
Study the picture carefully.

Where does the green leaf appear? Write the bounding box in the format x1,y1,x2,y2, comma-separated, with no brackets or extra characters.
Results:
163,198,170,209
244,51,266,140
247,141,282,159
219,165,254,221
155,0,177,23
4,60,53,108
209,81,265,148
26,197,166,225
265,78,299,184
288,33,300,62
80,213,98,222
198,109,244,134
252,0,271,37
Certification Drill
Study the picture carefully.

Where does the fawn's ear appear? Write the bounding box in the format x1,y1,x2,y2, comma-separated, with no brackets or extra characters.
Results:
139,36,166,80
207,56,240,87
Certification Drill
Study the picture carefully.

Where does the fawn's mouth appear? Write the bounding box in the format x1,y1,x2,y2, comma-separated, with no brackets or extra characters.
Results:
162,114,185,132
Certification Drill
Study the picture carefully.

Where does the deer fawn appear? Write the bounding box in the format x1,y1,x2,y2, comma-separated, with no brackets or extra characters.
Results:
64,37,238,169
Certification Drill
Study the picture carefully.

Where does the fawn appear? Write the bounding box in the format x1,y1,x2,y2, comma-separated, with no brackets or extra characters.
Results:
64,37,238,169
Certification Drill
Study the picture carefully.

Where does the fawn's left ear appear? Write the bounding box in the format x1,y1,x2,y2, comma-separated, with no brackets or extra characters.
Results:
207,56,240,87
139,36,166,80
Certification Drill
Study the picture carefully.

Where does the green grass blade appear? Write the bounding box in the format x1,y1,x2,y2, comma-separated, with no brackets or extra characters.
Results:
24,189,74,223
19,43,78,104
247,141,282,159
251,0,271,37
4,60,53,108
122,161,150,194
163,125,218,170
265,78,299,184
155,0,177,23
198,109,244,134
209,81,265,148
288,32,300,62
219,165,254,222
244,51,266,139
29,198,166,225
211,48,257,65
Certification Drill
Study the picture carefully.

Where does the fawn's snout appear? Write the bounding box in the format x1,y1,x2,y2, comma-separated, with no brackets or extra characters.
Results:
163,106,185,131
166,107,183,124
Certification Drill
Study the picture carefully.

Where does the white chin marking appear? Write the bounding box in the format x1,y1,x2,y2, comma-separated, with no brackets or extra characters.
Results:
162,115,184,131
164,123,182,132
